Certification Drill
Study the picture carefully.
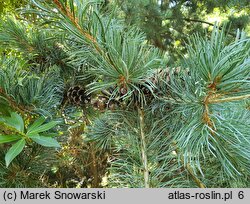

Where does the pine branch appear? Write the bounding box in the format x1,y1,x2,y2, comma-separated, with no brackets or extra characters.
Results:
203,94,216,136
203,93,250,135
0,17,34,52
52,0,98,45
89,143,100,187
186,164,206,188
173,142,206,188
164,17,235,36
208,94,250,104
138,107,150,188
51,0,119,71
182,18,214,27
0,87,28,117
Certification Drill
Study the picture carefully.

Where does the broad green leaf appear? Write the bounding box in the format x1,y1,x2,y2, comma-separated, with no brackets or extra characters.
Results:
27,121,60,135
27,116,46,134
5,139,25,167
3,112,24,132
30,135,60,148
0,134,22,144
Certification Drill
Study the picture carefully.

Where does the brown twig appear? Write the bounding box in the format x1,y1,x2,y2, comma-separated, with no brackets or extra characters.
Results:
138,106,150,188
0,87,27,117
202,94,216,135
173,142,206,188
53,0,97,44
52,0,119,72
164,18,235,36
89,143,100,187
208,94,250,104
186,164,206,188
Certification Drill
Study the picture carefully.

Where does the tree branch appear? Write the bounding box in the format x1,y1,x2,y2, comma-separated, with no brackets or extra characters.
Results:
52,0,119,73
0,87,27,117
138,107,150,188
181,18,215,27
165,17,235,36
89,143,100,187
186,164,206,188
208,94,250,104
173,142,206,188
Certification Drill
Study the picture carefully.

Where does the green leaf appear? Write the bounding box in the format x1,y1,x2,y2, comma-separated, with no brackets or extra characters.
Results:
27,116,46,133
5,139,25,167
0,134,22,144
30,135,60,148
40,132,58,137
27,120,60,135
3,112,24,132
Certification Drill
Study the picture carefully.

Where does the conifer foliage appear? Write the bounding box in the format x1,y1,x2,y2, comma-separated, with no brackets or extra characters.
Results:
0,0,249,187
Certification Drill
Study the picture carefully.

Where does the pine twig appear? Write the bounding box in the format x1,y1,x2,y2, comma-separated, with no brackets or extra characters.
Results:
89,143,100,188
203,93,250,135
173,142,206,188
0,87,26,117
164,18,235,36
51,0,120,73
138,107,150,188
203,94,216,136
52,0,97,45
186,164,206,188
208,94,250,104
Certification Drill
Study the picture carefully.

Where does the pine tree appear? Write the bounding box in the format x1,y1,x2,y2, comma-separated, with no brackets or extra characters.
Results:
0,0,249,188
113,0,250,63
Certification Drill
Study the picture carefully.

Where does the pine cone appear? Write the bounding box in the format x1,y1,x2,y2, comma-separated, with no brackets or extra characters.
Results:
67,85,91,106
138,84,151,95
119,86,127,96
93,96,108,111
107,99,120,111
